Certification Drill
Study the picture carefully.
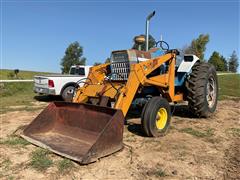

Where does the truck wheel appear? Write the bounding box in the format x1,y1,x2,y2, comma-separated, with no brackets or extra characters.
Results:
61,86,75,102
141,97,171,137
185,62,218,117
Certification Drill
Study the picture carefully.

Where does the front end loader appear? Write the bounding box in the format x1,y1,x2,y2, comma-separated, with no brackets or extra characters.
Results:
21,11,218,164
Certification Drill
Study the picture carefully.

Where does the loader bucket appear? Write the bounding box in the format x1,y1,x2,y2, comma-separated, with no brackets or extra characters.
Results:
21,102,124,164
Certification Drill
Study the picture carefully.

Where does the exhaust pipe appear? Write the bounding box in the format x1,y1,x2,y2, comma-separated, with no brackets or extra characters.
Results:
145,11,155,51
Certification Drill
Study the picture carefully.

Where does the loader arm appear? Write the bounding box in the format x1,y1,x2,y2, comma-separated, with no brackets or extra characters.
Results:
73,51,183,116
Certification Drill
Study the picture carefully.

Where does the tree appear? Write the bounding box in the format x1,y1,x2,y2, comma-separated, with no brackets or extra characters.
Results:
208,51,225,71
92,58,111,66
93,62,102,66
228,51,239,72
105,58,111,63
220,55,228,71
132,34,156,51
60,41,86,73
184,34,209,60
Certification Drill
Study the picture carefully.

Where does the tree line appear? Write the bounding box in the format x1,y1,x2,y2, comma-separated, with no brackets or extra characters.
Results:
182,34,238,72
60,35,239,73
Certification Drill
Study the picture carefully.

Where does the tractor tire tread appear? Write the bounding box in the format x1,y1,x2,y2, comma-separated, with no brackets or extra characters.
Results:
185,61,218,117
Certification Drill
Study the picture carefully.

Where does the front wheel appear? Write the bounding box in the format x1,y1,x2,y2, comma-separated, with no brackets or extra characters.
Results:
141,97,171,137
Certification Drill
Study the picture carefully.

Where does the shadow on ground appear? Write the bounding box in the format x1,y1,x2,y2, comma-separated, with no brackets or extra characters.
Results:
172,104,193,118
127,123,146,137
34,95,63,102
126,104,193,120
126,104,194,137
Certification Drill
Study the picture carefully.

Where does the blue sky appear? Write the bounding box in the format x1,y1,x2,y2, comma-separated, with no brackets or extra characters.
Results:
1,0,239,73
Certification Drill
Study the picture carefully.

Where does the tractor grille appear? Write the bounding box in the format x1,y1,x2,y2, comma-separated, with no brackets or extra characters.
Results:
111,62,130,80
110,51,130,81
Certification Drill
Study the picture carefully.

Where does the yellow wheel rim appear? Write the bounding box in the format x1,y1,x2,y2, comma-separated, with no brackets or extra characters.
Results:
156,108,168,130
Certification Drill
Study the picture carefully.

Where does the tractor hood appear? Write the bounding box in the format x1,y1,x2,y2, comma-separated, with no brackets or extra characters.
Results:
111,48,165,63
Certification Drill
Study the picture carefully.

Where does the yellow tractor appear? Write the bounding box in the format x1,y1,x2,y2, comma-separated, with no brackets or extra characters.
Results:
21,11,218,164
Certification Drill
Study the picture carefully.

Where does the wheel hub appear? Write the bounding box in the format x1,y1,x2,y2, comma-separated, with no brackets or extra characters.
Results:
206,77,216,108
67,89,74,95
156,108,168,130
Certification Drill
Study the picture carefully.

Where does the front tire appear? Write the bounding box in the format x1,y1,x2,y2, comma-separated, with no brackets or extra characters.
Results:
185,62,218,117
141,97,171,137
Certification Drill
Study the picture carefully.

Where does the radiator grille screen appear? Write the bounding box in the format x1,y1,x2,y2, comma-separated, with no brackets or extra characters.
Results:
110,52,130,80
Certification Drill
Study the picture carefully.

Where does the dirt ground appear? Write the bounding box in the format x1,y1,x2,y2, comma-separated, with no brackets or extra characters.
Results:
0,100,239,180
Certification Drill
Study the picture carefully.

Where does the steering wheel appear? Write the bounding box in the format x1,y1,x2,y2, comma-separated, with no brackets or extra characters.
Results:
155,40,170,51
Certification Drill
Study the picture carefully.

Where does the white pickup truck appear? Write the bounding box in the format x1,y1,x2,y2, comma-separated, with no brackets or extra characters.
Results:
34,65,91,101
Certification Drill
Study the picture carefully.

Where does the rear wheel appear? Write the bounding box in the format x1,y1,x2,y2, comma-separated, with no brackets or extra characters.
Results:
185,62,218,117
141,97,171,137
61,86,75,102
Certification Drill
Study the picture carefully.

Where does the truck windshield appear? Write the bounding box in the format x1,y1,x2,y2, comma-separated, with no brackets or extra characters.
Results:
69,67,85,75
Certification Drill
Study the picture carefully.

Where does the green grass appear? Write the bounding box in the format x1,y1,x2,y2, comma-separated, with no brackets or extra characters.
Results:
7,176,15,180
0,69,59,112
218,74,240,100
0,69,54,80
0,69,56,112
0,158,13,180
0,82,34,97
29,148,53,171
154,169,167,177
146,168,167,177
180,128,214,138
0,158,12,170
0,136,30,147
57,159,74,173
0,82,36,112
226,128,240,137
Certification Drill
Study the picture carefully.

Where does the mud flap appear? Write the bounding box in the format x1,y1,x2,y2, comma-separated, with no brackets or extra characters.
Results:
21,102,124,164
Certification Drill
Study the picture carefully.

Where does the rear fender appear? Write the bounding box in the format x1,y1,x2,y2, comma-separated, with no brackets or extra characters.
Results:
177,55,200,73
